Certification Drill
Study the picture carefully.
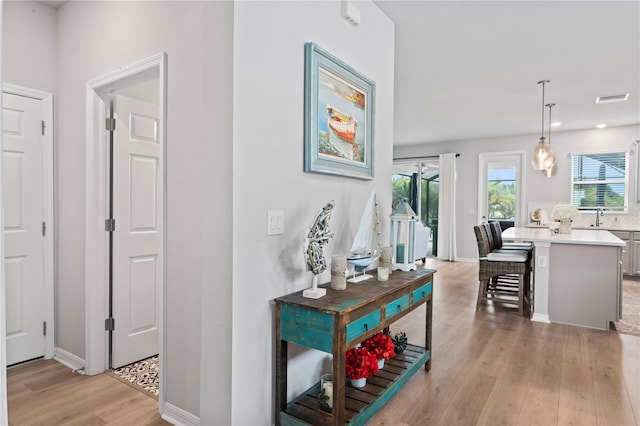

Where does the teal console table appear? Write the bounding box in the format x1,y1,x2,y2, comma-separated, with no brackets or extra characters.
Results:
275,269,435,425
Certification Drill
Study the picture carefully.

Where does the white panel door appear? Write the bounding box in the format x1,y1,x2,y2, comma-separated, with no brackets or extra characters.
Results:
2,93,45,365
112,94,162,368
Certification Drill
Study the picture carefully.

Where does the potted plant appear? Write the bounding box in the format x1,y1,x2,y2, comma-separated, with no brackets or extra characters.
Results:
552,204,580,234
392,331,408,354
363,331,396,369
345,346,378,387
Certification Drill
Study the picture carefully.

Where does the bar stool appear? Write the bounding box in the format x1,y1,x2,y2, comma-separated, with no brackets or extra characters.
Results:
487,221,534,302
473,225,530,315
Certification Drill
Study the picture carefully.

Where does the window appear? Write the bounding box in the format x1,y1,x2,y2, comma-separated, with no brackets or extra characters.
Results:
571,152,628,212
487,164,516,221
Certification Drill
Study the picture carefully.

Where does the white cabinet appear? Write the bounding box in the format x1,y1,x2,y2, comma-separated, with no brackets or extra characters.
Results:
609,230,640,276
634,233,640,276
611,231,631,275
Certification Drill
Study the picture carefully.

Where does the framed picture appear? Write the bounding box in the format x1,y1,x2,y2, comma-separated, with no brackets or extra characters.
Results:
304,42,375,180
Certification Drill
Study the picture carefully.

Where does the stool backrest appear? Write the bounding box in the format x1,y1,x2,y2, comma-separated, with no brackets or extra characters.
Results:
489,221,504,249
473,225,491,257
483,222,497,250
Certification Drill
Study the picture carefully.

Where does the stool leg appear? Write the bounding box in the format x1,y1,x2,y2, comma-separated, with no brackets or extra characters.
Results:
518,274,524,316
477,279,487,310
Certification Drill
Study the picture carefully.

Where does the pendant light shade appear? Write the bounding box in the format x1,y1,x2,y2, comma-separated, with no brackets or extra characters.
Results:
542,102,557,177
542,156,557,177
531,80,555,170
532,137,554,170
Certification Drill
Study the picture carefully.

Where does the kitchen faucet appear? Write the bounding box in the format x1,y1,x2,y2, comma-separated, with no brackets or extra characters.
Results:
595,207,604,227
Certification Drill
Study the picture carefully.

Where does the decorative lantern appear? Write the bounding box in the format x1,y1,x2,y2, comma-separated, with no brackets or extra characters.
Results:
390,199,417,272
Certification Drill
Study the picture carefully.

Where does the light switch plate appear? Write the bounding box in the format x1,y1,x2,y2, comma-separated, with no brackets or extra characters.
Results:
267,210,284,235
537,255,547,268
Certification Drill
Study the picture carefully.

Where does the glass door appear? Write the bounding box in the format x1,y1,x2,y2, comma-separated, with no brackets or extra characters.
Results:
478,151,526,229
392,159,439,257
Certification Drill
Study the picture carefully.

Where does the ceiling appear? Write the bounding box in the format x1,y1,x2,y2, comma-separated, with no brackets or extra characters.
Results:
373,1,640,146
36,1,639,146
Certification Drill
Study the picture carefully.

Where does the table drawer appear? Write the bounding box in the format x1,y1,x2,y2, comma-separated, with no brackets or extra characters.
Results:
386,294,410,320
413,283,432,304
346,309,381,342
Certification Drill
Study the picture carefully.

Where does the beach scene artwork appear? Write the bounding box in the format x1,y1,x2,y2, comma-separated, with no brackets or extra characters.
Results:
317,67,367,164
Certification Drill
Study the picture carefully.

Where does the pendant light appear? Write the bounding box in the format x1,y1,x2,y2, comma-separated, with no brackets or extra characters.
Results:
531,80,555,170
542,102,558,177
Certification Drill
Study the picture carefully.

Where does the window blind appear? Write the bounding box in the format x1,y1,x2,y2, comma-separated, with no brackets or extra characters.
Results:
571,152,627,211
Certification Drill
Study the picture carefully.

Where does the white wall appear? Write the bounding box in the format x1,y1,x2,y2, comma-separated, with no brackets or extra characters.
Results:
198,2,234,424
54,1,234,417
2,1,394,423
2,1,56,93
231,1,394,424
394,124,640,260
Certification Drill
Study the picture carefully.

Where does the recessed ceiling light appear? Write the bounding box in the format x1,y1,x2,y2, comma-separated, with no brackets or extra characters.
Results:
596,93,629,104
596,124,607,129
551,122,562,127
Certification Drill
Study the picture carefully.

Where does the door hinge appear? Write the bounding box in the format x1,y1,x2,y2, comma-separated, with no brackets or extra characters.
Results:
42,221,46,237
105,318,115,331
43,321,47,336
105,218,115,232
41,120,46,136
105,117,116,132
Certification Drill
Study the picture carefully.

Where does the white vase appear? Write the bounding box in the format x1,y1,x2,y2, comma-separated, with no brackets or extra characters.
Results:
377,358,385,369
559,220,572,234
350,377,366,388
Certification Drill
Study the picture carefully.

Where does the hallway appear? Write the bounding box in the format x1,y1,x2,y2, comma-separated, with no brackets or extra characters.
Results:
7,359,167,425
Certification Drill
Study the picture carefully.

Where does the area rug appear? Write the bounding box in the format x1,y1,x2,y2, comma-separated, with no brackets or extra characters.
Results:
611,280,640,337
112,355,159,396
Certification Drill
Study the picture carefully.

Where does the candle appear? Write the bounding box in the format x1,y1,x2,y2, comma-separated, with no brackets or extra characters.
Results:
397,243,405,263
322,381,333,408
320,373,333,409
331,255,348,290
380,246,393,274
377,266,389,281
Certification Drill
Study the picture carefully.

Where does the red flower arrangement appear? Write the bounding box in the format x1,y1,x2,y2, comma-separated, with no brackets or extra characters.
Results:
363,332,396,361
345,346,379,380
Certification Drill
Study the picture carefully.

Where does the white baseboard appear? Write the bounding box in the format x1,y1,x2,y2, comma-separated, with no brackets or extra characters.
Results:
455,257,477,263
162,402,200,426
53,347,85,372
531,313,550,323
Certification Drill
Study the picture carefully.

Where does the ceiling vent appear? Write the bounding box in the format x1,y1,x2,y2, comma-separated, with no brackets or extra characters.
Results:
596,93,629,104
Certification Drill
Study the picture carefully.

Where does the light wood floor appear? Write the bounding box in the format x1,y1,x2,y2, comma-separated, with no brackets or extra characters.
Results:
7,359,168,425
370,258,640,426
6,259,639,425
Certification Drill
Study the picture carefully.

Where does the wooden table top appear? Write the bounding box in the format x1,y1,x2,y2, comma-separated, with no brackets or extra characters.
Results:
275,268,435,314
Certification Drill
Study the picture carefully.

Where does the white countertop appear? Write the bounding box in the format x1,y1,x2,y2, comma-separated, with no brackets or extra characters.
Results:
503,227,626,247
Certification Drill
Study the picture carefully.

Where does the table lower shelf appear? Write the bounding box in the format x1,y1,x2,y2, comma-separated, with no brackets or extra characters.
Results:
280,344,430,426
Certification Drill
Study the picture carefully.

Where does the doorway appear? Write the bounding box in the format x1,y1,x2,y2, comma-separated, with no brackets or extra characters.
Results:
2,84,54,366
392,159,439,257
84,54,166,405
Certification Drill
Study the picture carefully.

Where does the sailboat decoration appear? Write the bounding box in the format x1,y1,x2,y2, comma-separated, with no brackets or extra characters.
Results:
347,191,382,283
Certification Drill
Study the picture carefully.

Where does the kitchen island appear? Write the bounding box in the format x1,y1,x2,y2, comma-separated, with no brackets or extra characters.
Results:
502,227,625,330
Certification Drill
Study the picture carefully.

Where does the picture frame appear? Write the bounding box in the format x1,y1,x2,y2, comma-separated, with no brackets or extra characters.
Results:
304,42,375,180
